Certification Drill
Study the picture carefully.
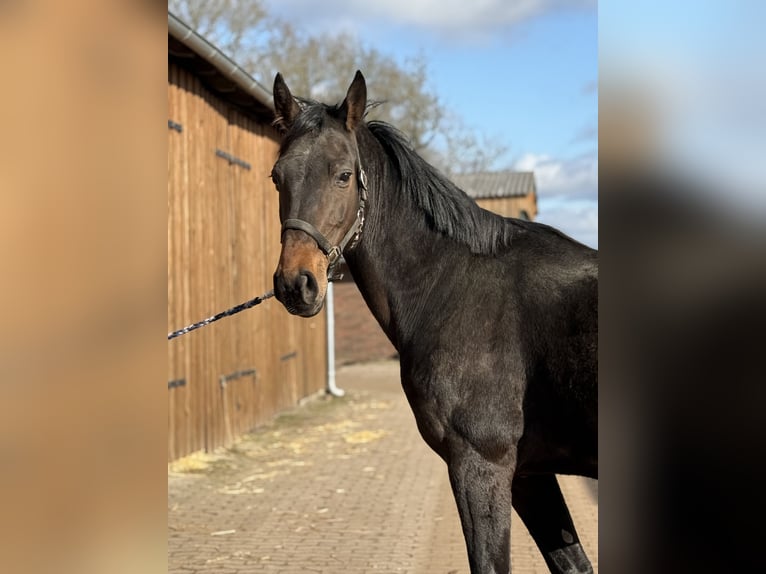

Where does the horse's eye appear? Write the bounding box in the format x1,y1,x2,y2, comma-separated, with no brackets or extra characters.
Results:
337,171,352,185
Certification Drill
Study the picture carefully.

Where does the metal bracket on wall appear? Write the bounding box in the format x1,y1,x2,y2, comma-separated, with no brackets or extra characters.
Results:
215,149,252,170
168,120,183,132
219,368,257,389
168,378,187,390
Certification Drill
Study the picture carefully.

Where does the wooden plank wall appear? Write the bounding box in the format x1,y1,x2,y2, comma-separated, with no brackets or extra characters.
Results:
167,62,327,461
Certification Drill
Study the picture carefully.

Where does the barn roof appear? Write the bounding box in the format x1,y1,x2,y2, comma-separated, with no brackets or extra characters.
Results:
451,171,536,200
168,11,275,123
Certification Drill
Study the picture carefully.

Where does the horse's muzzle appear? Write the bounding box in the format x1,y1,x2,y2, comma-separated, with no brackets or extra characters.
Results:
274,230,330,317
273,268,325,317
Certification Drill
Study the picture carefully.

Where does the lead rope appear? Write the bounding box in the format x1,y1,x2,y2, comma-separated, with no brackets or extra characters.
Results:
167,290,274,340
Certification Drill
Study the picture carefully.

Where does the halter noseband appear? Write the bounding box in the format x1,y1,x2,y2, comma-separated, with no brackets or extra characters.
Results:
280,161,368,282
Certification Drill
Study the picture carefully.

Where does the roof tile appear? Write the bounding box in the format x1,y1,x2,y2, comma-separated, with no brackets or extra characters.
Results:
451,171,536,199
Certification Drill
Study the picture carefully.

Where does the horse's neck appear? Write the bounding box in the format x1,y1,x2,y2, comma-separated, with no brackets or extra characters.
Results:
344,148,446,349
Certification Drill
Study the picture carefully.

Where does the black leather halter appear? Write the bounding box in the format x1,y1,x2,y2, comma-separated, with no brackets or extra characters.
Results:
280,162,368,281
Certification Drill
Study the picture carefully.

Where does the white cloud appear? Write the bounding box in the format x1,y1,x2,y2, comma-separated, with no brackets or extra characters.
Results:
514,151,597,199
513,151,598,248
265,0,594,36
536,198,598,248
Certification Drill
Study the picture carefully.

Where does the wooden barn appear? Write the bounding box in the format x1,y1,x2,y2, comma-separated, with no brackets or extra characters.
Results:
451,170,538,220
333,170,538,366
167,13,327,461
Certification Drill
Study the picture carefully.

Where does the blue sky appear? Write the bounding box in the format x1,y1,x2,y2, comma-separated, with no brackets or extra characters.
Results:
261,0,598,247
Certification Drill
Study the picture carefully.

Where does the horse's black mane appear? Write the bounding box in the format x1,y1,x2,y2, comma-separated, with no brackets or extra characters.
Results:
365,120,517,255
279,99,566,255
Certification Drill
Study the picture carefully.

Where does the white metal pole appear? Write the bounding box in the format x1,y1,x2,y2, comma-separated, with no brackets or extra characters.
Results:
325,281,345,396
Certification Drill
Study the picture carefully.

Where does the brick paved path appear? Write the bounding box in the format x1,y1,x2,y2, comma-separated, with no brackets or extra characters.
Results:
168,361,598,573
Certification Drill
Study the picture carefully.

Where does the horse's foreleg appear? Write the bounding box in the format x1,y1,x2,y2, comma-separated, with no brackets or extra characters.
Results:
511,474,593,574
448,447,514,574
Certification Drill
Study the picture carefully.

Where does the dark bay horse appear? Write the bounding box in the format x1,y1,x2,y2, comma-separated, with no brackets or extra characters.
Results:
270,71,597,574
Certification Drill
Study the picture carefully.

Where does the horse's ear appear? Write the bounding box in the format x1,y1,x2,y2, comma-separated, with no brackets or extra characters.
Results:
273,72,300,132
340,70,367,132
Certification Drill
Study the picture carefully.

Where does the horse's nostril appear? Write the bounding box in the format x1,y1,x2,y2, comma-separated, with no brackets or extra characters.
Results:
298,270,318,304
274,269,320,311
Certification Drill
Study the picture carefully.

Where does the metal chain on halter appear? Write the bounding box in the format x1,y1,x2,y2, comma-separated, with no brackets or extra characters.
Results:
325,168,367,281
347,169,368,252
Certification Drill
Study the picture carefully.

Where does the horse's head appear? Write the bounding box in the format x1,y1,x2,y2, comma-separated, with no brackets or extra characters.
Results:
271,71,368,317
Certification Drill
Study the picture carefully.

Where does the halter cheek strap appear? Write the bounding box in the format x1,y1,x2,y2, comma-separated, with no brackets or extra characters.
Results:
280,166,368,281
